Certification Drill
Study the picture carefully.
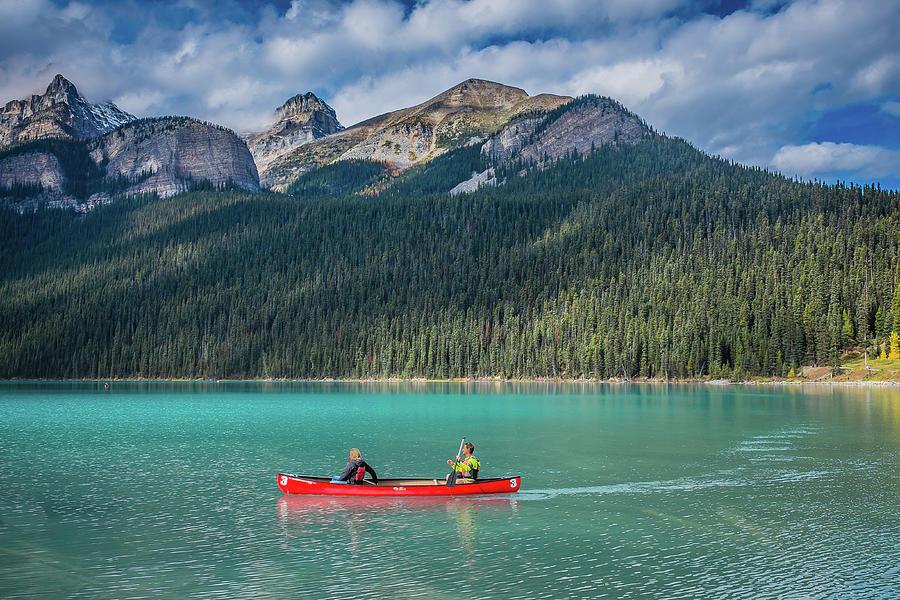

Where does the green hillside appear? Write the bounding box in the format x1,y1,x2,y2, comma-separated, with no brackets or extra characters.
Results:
1,137,898,379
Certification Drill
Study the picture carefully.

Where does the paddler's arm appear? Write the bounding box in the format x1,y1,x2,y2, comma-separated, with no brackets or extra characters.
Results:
447,457,469,473
365,463,378,483
336,461,355,481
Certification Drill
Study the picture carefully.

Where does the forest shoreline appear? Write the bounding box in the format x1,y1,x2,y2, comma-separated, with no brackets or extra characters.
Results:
2,376,899,387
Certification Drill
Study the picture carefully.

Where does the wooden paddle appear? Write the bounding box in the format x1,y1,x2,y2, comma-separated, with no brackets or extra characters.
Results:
446,437,465,488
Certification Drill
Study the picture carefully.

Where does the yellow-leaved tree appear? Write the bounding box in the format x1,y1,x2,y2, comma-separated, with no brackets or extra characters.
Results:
890,331,900,360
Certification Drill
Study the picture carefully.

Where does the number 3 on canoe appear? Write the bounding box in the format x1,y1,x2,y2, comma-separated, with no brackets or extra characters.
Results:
280,475,288,486
510,478,518,488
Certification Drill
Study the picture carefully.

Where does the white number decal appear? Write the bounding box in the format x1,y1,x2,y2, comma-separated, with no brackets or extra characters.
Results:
280,475,288,486
510,478,518,488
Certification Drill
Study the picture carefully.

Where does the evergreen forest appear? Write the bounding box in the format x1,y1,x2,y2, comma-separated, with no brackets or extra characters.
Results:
1,136,898,380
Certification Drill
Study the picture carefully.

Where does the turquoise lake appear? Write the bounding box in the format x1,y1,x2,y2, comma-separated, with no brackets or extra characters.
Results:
1,382,898,599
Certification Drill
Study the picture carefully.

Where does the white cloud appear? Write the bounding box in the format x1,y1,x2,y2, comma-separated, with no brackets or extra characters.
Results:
59,1,91,21
112,89,167,116
852,54,900,96
883,100,900,117
568,58,683,106
284,0,302,20
771,142,900,180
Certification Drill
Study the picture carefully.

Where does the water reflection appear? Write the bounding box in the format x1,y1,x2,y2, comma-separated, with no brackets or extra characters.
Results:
276,495,519,553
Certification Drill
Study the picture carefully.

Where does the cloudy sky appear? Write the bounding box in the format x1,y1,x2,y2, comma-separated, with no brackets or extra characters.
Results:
2,0,899,188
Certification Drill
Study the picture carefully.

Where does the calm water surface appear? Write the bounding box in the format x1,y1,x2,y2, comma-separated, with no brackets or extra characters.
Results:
1,382,898,599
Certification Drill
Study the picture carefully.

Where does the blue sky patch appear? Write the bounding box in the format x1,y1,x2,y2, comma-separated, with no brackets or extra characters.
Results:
806,102,900,150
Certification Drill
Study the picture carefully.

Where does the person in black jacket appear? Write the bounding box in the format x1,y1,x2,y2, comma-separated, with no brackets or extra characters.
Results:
332,448,378,485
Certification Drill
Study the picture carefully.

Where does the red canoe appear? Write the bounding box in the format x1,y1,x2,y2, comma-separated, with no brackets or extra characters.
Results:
277,473,521,497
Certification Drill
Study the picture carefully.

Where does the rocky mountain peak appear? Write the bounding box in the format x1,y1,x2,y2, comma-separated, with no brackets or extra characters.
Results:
246,91,344,179
45,74,80,100
0,74,135,148
275,92,340,124
439,78,529,108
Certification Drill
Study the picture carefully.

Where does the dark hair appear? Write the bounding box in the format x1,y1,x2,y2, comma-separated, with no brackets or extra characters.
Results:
463,442,474,453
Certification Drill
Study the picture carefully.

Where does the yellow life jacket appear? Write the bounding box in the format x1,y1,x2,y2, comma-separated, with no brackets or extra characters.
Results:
455,456,480,479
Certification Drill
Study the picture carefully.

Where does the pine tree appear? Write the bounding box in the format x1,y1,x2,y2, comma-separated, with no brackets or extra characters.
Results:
841,309,854,346
874,307,885,343
891,282,900,336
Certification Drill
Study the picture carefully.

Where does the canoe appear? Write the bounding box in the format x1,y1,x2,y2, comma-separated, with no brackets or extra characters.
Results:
277,473,521,497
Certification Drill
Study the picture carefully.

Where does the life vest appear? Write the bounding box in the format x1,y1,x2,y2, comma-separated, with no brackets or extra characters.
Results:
354,465,366,483
459,456,480,479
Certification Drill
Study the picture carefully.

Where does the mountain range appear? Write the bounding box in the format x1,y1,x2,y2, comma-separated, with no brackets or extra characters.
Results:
251,78,574,190
0,75,651,206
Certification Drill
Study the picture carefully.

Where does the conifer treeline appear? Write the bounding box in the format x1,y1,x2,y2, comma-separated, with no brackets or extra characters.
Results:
0,137,897,379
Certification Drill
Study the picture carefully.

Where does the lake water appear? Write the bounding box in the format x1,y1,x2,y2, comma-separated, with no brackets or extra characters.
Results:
1,382,898,599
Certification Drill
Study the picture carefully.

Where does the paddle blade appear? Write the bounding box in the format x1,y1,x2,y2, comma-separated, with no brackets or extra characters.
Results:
446,469,458,488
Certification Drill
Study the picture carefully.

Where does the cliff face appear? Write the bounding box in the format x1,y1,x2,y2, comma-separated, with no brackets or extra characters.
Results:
0,152,64,191
0,74,134,147
479,113,549,165
259,79,572,190
338,118,436,169
452,96,652,194
1,117,260,210
246,93,343,185
91,118,260,198
506,96,650,165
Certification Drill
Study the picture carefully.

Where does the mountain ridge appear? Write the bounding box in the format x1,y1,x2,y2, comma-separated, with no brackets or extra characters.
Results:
451,95,653,194
256,78,574,190
1,75,665,200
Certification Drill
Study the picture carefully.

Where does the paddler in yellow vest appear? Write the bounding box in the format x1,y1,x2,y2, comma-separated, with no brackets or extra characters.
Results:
446,442,480,483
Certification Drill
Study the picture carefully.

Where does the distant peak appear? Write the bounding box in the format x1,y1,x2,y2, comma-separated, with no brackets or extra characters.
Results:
449,78,525,93
275,92,337,121
46,74,79,97
431,79,530,108
281,91,319,107
460,77,502,86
